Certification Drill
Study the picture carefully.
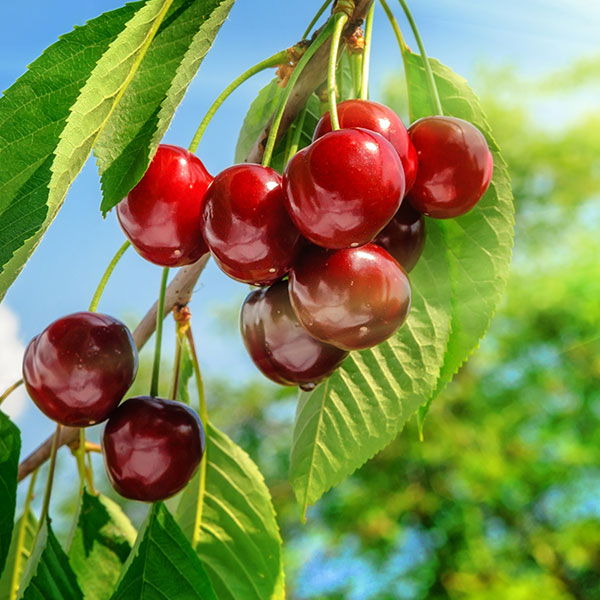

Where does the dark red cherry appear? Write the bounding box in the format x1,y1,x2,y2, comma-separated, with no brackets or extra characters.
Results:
117,144,212,267
22,312,138,427
202,164,303,285
313,99,418,192
103,396,205,502
374,202,425,272
283,128,405,249
407,116,493,218
241,280,348,389
289,244,411,351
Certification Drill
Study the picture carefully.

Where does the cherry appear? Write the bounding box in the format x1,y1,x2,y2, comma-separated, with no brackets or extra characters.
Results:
202,164,303,285
241,280,348,390
313,99,418,192
407,116,493,218
22,312,138,427
103,396,205,502
283,128,405,249
289,243,411,351
374,202,425,272
117,144,212,267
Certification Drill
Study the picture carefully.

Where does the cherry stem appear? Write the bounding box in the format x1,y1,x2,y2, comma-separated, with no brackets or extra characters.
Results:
262,18,335,167
150,267,169,398
88,241,131,313
38,425,61,529
359,2,375,100
285,106,308,164
395,0,443,115
302,0,334,39
185,326,208,547
0,379,23,406
11,468,38,599
170,328,184,401
188,50,289,154
327,12,349,130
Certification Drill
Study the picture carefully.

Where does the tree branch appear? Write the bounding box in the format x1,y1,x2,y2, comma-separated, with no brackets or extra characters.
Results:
17,0,374,482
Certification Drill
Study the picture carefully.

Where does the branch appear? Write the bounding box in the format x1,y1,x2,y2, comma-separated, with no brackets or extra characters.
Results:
18,0,375,482
246,0,374,162
17,255,209,481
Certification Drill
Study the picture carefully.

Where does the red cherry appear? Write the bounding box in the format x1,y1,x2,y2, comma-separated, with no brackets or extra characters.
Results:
202,164,303,285
289,244,411,351
283,128,405,249
241,280,348,390
313,99,418,192
103,396,205,502
407,116,493,218
374,202,425,272
117,144,212,267
22,312,138,427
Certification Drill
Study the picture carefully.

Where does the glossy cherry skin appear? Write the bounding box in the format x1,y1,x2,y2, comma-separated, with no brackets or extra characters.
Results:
407,116,493,218
283,128,405,249
117,144,212,267
374,202,425,272
103,396,205,502
289,244,411,351
22,312,138,427
241,280,348,390
313,99,418,192
202,164,303,285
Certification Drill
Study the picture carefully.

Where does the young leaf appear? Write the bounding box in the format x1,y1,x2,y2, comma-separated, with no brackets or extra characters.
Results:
19,520,83,600
177,423,285,600
234,79,283,164
289,222,452,515
110,502,216,600
0,412,21,575
95,0,235,213
0,510,37,600
401,51,515,413
68,490,136,600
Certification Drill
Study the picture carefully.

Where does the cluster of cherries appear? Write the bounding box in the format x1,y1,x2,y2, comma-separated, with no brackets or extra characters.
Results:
21,98,492,502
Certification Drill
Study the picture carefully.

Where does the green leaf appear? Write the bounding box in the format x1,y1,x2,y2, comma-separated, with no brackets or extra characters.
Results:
95,0,235,213
0,1,142,300
289,222,452,515
110,502,216,600
68,491,136,600
177,423,285,600
0,509,36,600
234,78,283,164
289,55,515,513
0,412,21,575
20,520,83,600
401,51,515,414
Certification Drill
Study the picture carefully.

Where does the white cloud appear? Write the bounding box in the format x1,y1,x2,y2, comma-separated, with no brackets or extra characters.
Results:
0,305,27,422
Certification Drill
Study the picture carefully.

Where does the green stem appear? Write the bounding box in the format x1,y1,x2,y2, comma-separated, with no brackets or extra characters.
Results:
150,268,169,398
0,379,23,406
285,106,308,164
302,0,334,39
396,0,443,114
360,2,375,99
170,328,184,401
10,469,38,600
88,241,130,312
38,425,61,528
349,51,362,98
185,328,208,548
327,12,349,130
262,19,335,167
188,50,288,154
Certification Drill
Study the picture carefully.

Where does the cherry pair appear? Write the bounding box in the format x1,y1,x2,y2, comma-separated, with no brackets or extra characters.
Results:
23,312,204,502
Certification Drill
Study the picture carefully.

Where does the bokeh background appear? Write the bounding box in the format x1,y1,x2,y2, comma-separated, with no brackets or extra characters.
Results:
1,1,600,597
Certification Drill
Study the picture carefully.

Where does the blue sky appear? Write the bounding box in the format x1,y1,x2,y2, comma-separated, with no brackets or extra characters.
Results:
1,0,599,453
